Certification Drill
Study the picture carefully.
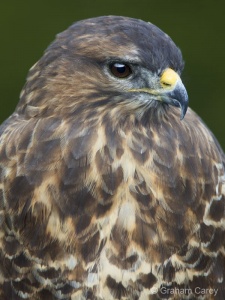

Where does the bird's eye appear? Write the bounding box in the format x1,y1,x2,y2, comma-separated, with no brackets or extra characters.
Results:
109,62,132,78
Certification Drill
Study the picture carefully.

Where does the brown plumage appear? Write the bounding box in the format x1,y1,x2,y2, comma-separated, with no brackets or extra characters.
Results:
0,16,225,300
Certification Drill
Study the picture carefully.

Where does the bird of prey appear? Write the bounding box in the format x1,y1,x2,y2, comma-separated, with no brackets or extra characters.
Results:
0,16,224,300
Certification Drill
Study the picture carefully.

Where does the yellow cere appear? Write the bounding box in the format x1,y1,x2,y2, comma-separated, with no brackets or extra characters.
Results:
160,68,180,88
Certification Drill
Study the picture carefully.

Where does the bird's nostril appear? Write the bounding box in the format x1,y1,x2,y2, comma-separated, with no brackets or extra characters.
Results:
160,68,179,88
161,81,172,87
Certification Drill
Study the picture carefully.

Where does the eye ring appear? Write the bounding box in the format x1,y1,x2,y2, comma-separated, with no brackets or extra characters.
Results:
109,62,132,78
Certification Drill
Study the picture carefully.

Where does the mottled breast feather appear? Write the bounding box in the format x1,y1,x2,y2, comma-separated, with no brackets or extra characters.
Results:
0,16,225,300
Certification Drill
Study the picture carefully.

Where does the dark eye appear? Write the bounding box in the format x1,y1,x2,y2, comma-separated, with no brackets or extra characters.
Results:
109,62,132,78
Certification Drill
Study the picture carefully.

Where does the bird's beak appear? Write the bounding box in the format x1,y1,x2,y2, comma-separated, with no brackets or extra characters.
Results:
129,68,188,120
159,68,188,120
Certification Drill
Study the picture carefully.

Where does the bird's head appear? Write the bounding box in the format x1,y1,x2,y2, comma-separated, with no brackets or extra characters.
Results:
17,16,188,121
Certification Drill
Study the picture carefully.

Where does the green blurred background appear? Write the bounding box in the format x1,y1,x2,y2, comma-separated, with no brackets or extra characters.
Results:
1,0,225,148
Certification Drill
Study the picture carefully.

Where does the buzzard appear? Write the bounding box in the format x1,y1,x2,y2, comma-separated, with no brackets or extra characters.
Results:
0,16,224,300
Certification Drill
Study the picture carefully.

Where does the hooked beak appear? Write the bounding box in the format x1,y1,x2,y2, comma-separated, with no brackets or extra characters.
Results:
129,68,189,120
160,68,188,120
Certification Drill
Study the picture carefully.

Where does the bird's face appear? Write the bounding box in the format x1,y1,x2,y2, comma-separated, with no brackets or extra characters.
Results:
102,59,188,120
18,16,188,121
